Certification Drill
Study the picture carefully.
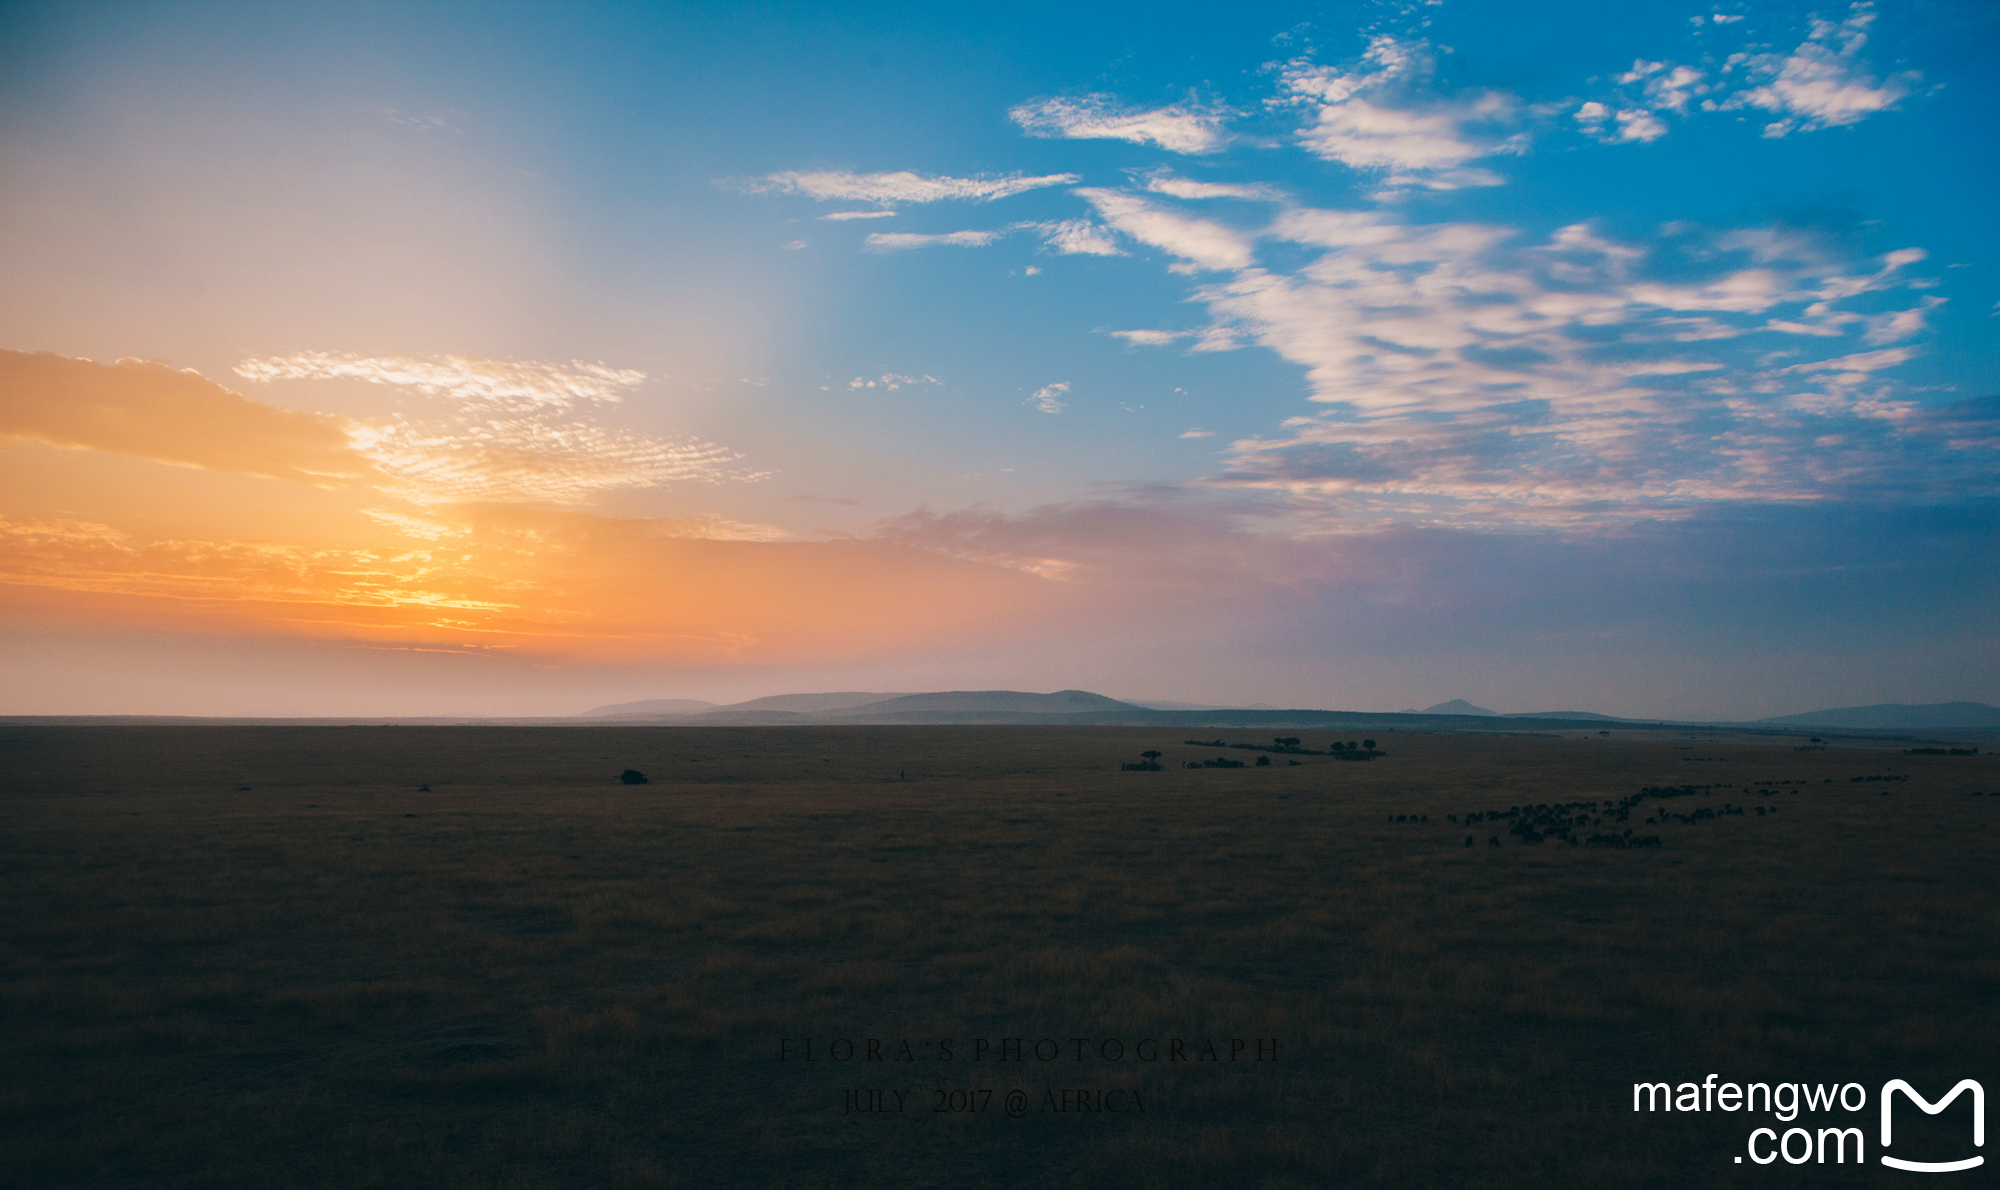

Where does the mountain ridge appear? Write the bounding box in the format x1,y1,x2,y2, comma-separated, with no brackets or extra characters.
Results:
566,691,2000,732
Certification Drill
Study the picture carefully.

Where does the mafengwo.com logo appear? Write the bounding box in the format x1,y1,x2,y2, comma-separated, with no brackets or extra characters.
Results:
1632,1076,1984,1170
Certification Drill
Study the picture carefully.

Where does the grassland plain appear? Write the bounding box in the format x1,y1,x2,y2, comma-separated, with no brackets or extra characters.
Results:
2,725,1996,1189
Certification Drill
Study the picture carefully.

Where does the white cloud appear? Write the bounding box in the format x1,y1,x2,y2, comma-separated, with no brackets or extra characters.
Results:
845,373,941,391
1033,219,1125,257
1178,428,1215,438
235,353,645,411
1028,382,1070,414
820,210,898,221
1782,347,1913,374
1586,3,1915,144
1112,205,1957,522
1721,6,1916,136
1075,189,1255,271
238,352,759,505
1009,95,1227,154
1643,64,1708,113
864,229,1003,251
1109,330,1185,347
737,169,1078,204
349,418,754,505
1272,37,1518,190
1862,296,1944,345
1141,173,1283,202
1576,101,1667,143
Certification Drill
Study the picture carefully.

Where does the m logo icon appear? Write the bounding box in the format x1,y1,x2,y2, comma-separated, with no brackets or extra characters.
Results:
1881,1079,1984,1172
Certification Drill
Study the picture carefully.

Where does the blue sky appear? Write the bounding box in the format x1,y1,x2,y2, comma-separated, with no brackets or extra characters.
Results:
1,0,1995,716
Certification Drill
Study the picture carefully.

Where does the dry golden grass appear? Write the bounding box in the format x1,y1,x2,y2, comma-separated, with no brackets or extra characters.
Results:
1,725,1996,1187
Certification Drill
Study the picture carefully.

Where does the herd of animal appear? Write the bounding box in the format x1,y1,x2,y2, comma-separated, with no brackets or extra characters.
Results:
1406,771,1989,850
1117,746,1990,852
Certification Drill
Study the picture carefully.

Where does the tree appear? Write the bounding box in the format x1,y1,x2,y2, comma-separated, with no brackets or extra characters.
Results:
1362,739,1376,750
1141,750,1162,762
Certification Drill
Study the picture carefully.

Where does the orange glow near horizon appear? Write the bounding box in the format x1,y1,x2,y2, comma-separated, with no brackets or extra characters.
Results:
0,350,1058,666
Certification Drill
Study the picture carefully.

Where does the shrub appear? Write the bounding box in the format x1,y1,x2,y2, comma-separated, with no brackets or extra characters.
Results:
619,769,649,785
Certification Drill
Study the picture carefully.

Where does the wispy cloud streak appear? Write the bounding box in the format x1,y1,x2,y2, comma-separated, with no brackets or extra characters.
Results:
238,352,761,505
1010,95,1227,154
235,353,644,411
736,169,1078,204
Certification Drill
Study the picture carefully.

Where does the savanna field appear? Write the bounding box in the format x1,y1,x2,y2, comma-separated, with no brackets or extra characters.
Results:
3,726,1996,1188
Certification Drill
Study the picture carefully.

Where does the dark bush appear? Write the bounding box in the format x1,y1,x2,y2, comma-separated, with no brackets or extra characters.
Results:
619,769,649,785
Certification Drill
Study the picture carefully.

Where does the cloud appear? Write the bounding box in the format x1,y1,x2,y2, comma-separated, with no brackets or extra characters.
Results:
237,351,759,504
1179,428,1215,438
1780,347,1913,375
864,229,1004,251
1028,382,1069,414
1,350,372,485
348,418,755,506
383,108,462,133
235,352,645,411
1271,37,1519,190
1141,174,1283,202
1116,206,1968,523
1610,60,1710,115
852,220,1125,257
820,210,898,221
845,373,940,391
736,170,1078,204
1009,95,1228,154
1109,330,1185,347
1584,4,1916,144
1574,101,1668,144
1032,220,1124,256
1075,189,1255,271
1720,5,1917,136
1863,296,1945,345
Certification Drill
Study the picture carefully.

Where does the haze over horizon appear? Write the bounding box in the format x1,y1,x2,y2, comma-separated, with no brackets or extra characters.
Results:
3,0,1995,720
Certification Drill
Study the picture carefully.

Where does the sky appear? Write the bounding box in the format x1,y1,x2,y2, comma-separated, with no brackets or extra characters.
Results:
1,0,1996,719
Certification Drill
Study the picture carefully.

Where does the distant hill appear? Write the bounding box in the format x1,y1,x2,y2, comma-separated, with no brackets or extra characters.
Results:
1418,699,1499,717
710,692,911,714
1504,710,1621,721
844,690,1140,716
2,699,1706,731
1754,702,2000,730
1123,700,1281,711
580,698,717,718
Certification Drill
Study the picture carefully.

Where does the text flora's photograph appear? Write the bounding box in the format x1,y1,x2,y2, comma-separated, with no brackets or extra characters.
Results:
1,0,1997,1186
